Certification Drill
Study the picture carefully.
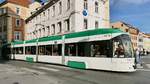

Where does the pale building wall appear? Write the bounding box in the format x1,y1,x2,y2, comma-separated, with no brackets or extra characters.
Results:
26,0,110,40
28,2,42,17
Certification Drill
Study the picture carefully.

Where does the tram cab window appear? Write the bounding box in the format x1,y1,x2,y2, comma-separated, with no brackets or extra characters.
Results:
113,34,134,58
113,42,125,58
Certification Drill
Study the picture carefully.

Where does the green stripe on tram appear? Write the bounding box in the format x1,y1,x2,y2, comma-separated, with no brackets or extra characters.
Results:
38,35,62,42
12,28,123,45
65,28,122,39
26,57,34,62
67,61,86,69
13,41,24,45
25,39,37,43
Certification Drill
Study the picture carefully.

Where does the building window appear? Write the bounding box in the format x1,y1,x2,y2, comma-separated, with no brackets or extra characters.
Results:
67,0,70,10
95,1,98,13
16,7,20,15
42,28,45,37
126,29,128,32
52,6,55,17
3,25,7,32
65,19,70,32
16,19,21,27
84,19,88,29
95,21,99,28
48,9,50,20
51,24,55,35
39,29,41,38
84,0,88,10
121,24,124,27
14,31,21,41
0,27,2,32
58,22,62,33
47,26,50,36
59,2,62,14
43,12,45,16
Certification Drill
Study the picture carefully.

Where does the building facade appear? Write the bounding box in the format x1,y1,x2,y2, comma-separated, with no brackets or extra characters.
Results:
0,0,30,45
28,1,42,17
138,32,144,52
26,0,110,40
143,34,150,53
111,21,139,50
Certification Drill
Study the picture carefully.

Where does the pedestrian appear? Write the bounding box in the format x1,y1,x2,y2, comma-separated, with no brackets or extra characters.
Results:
135,49,142,66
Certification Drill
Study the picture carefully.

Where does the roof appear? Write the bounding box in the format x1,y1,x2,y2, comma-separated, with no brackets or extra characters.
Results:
0,0,30,7
112,21,140,31
26,0,59,23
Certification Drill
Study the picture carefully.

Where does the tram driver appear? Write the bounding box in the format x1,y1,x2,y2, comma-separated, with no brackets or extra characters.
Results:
115,44,125,58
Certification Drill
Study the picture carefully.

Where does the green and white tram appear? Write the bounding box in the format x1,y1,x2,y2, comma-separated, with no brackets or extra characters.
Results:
11,29,136,72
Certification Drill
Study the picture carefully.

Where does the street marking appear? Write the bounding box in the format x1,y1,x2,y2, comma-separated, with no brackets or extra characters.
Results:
21,68,46,74
37,67,60,72
137,69,150,72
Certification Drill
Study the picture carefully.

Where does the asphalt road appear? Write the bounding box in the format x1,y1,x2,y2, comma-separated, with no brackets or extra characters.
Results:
0,55,150,84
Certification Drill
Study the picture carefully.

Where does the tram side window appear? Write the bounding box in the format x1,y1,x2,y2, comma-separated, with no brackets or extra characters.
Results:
45,45,52,55
15,47,23,54
31,46,36,54
25,46,36,55
65,43,77,56
91,41,112,58
77,42,91,57
12,48,15,54
78,43,85,56
52,44,62,56
38,46,45,55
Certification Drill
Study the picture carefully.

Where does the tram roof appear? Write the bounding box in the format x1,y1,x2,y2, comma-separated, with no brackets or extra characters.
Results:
65,28,123,39
12,28,124,45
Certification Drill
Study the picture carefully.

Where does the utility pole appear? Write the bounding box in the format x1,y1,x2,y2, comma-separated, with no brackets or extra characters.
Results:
62,35,65,65
35,24,45,62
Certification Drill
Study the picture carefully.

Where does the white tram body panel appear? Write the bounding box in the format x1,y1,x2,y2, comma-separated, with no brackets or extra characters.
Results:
38,55,62,64
64,57,135,72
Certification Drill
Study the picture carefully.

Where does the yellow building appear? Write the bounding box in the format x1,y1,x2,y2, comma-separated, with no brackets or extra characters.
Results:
143,34,150,53
0,0,30,43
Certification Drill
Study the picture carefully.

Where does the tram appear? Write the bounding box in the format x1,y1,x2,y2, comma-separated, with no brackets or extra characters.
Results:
10,28,136,72
1,43,11,60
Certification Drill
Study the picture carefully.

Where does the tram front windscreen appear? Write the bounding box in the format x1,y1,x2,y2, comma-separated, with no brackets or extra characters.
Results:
112,34,134,58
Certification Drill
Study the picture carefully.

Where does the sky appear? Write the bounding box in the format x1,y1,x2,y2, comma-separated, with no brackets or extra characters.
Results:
110,0,150,33
0,0,149,33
